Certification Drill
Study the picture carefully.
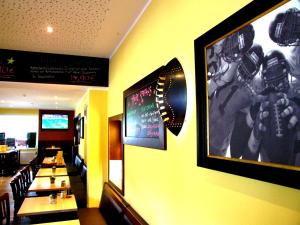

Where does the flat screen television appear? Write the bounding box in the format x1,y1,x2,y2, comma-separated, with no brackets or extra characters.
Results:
41,114,69,130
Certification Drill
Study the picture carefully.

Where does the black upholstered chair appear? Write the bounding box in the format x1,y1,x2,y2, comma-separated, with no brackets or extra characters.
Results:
67,154,84,176
80,164,87,187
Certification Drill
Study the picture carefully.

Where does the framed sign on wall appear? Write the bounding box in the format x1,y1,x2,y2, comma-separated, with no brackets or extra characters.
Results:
195,0,300,189
123,67,166,150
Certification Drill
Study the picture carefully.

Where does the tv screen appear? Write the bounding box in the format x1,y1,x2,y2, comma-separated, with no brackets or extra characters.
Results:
42,114,69,129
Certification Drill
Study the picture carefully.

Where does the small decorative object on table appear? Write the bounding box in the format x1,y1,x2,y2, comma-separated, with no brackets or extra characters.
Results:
60,190,67,198
50,176,55,184
49,193,57,204
52,166,56,172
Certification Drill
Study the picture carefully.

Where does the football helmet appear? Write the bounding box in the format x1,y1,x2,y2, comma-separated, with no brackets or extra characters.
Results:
261,50,290,92
221,24,255,62
269,8,300,46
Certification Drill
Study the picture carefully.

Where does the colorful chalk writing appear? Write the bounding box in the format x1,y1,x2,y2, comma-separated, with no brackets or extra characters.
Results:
126,82,162,138
129,86,153,106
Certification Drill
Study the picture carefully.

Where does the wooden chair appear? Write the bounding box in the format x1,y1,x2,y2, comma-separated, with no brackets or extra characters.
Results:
0,154,6,176
0,193,10,225
10,174,25,217
19,165,32,190
29,156,40,179
6,151,19,175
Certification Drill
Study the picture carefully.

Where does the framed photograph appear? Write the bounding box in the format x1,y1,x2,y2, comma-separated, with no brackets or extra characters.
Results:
195,0,300,189
123,67,166,150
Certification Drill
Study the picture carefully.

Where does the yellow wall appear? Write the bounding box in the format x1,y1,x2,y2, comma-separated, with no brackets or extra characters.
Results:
108,0,300,225
75,89,108,207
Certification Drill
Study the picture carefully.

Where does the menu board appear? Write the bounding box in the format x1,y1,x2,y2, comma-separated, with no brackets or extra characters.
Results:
126,81,161,138
0,49,109,87
123,67,166,150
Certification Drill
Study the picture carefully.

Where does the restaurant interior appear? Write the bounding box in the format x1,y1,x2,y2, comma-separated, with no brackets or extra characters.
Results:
1,0,300,225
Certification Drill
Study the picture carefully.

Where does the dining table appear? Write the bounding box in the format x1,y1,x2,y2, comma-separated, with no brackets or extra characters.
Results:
31,219,80,225
36,167,68,177
17,194,77,217
27,175,71,193
42,156,66,167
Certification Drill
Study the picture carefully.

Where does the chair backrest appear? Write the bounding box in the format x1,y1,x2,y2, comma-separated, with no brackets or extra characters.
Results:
74,155,84,172
19,165,32,190
10,174,25,216
0,193,10,225
80,164,87,186
29,156,40,179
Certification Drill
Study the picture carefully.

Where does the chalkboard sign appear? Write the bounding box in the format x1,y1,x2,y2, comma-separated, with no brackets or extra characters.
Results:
0,49,108,87
123,67,166,150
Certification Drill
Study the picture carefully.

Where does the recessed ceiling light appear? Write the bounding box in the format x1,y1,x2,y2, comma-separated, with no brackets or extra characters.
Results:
47,26,53,33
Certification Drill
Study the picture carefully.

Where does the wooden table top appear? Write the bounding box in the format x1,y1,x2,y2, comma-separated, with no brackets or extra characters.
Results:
0,149,17,154
17,194,77,217
31,219,80,225
28,176,71,192
42,157,66,167
45,147,62,151
36,168,68,177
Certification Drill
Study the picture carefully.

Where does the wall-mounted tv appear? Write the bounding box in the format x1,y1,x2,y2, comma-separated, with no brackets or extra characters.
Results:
41,114,69,130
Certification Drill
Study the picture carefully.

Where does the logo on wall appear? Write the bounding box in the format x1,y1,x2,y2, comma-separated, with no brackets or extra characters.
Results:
0,56,16,79
155,58,187,136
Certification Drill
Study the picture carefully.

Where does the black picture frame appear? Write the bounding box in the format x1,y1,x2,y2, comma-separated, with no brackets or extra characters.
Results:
123,67,166,150
73,114,81,146
195,0,300,189
80,117,84,139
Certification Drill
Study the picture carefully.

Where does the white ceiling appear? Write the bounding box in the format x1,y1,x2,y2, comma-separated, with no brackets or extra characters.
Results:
0,0,150,110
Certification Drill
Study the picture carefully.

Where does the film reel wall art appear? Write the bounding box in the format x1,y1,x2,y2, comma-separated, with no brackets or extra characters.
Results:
123,58,187,150
156,58,187,136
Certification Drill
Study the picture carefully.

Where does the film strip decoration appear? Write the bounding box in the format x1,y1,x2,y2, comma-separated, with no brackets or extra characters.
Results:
155,58,187,136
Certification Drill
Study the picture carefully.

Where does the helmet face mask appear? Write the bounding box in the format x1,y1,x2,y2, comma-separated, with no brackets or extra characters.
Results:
236,45,264,84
